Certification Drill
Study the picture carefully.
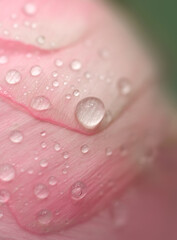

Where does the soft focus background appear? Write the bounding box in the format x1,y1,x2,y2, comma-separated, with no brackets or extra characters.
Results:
110,0,177,105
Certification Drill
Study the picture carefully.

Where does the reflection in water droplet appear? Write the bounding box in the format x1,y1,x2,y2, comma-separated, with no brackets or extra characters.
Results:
31,96,51,111
73,89,80,97
105,147,113,156
34,184,49,199
0,164,15,182
81,144,89,154
30,66,42,76
23,3,37,16
40,159,48,168
5,70,21,85
117,78,131,95
75,97,105,129
70,60,82,71
9,130,23,143
48,176,57,186
71,181,87,200
0,189,10,203
37,209,52,225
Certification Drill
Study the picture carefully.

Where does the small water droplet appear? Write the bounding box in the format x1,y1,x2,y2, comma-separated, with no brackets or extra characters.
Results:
30,66,42,76
0,164,15,182
71,181,87,200
5,69,21,85
65,94,71,100
52,80,59,87
54,143,61,152
23,3,37,16
0,56,8,64
105,147,113,156
0,210,3,219
31,96,51,111
41,142,47,149
63,152,69,159
37,209,52,225
75,97,105,129
9,130,23,143
73,89,80,97
70,60,82,71
40,131,46,137
55,59,63,67
0,189,10,203
117,78,131,95
81,144,89,154
40,159,48,168
52,71,58,78
36,35,45,45
48,176,57,186
34,184,49,199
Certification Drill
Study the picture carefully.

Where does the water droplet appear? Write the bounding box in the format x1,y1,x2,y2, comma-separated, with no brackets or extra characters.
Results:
31,96,51,111
54,143,61,152
53,80,59,87
71,181,87,200
40,159,48,168
81,144,89,154
73,89,80,97
0,189,10,203
0,210,3,219
34,184,49,199
9,130,23,143
70,60,82,71
75,97,105,129
0,164,15,182
52,71,58,78
105,147,113,156
36,36,45,45
63,152,69,159
40,131,46,137
24,3,37,16
55,59,63,67
117,78,131,95
30,66,41,77
65,94,71,100
48,176,57,186
0,56,8,64
110,201,127,229
37,209,52,225
99,48,110,59
5,70,21,85
41,142,47,149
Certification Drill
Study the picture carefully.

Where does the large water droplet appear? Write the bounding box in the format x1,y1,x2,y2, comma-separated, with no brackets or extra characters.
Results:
0,164,15,182
34,184,49,199
30,66,42,76
81,144,89,154
75,97,105,129
37,209,53,225
23,3,37,16
0,189,10,203
70,60,82,71
31,96,51,111
9,130,23,143
71,181,87,200
5,70,21,85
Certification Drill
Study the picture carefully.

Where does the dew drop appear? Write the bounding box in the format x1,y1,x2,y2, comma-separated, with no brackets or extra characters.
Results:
0,164,15,182
9,130,23,143
41,142,47,149
70,60,82,71
0,210,3,219
34,184,49,199
110,201,127,229
54,143,61,152
73,89,80,97
117,78,131,95
55,59,63,67
105,147,113,156
48,176,57,186
65,94,71,100
63,152,69,159
52,80,59,87
0,189,10,203
30,66,42,77
40,131,46,137
5,69,21,85
36,36,45,45
23,3,37,16
0,56,8,64
40,159,48,168
37,209,53,225
81,144,89,154
71,181,87,200
31,96,51,111
75,97,105,129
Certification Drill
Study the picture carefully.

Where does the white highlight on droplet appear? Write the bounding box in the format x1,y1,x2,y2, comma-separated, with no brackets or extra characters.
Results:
70,60,82,71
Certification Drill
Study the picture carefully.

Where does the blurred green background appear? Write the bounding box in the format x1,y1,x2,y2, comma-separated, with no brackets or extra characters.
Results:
110,0,177,105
